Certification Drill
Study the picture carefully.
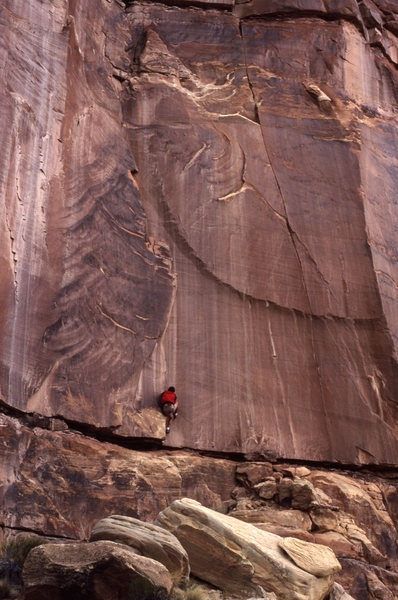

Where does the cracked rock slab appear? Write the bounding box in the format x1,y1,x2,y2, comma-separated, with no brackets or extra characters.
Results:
156,498,335,600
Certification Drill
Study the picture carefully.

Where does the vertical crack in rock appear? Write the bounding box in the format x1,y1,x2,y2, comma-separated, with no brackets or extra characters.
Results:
238,19,337,455
5,207,18,300
238,21,313,313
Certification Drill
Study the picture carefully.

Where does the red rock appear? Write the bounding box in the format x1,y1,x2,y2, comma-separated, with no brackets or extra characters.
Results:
307,471,397,561
310,506,339,533
359,0,384,28
0,0,397,466
236,463,274,487
0,414,236,539
23,541,173,600
0,13,398,600
0,0,174,440
312,532,361,560
337,559,398,600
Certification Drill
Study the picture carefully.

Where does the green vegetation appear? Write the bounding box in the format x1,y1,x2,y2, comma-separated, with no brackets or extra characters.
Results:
1,535,44,568
127,579,212,600
185,584,211,600
171,583,211,600
0,534,46,596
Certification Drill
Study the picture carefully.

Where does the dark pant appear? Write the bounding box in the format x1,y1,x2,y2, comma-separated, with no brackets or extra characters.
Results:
161,402,176,417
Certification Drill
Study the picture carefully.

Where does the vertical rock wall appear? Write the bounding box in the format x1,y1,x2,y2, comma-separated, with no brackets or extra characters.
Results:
0,0,174,438
0,0,398,463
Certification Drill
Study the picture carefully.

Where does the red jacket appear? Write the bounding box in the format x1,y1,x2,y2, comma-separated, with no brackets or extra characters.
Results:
160,390,177,405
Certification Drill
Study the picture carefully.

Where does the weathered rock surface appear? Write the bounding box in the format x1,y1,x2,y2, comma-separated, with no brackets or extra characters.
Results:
0,413,397,596
227,462,398,597
156,498,335,599
22,540,173,600
232,466,398,568
1,0,398,596
337,558,398,600
122,0,398,462
328,582,356,600
279,537,341,577
0,0,397,465
0,414,236,539
0,0,174,441
231,507,313,534
307,471,397,563
90,514,189,585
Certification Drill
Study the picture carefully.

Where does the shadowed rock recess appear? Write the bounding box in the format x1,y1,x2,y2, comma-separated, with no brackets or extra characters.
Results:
1,0,398,597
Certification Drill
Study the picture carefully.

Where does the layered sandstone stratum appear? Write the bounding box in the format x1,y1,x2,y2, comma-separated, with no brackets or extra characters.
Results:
0,0,398,599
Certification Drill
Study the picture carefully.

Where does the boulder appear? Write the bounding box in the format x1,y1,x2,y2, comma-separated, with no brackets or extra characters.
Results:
22,541,173,600
279,479,295,503
312,532,360,560
90,515,189,584
290,480,318,510
309,506,338,532
236,463,274,487
328,582,356,600
338,558,398,600
257,528,314,543
231,506,313,541
277,478,320,509
279,537,341,577
231,507,312,532
254,479,277,500
308,471,396,561
156,498,335,600
277,467,311,479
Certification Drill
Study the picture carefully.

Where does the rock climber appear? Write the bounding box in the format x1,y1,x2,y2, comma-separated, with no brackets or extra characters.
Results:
159,386,178,434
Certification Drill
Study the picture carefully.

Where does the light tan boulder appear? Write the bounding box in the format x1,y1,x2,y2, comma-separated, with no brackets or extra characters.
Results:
23,540,173,600
90,514,189,584
156,498,335,600
279,537,341,577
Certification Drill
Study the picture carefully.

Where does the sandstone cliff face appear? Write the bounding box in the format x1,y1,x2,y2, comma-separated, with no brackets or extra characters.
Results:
2,5,398,599
0,0,174,440
1,0,398,464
